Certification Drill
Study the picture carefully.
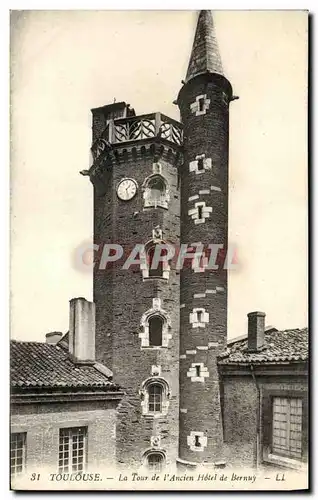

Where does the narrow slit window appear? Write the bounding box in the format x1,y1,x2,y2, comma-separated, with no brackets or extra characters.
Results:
197,158,204,171
198,98,205,112
195,365,201,377
194,435,201,447
197,310,203,323
198,205,203,219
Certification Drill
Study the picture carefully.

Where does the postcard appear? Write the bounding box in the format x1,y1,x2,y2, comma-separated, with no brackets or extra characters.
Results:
10,10,308,491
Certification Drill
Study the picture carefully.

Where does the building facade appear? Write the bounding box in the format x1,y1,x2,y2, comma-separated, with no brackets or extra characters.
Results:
218,314,308,471
10,10,308,481
10,298,124,484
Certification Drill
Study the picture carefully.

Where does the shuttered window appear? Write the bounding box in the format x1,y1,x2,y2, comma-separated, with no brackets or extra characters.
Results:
272,397,302,459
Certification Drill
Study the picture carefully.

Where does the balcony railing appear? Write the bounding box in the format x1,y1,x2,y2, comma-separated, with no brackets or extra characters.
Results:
91,112,183,162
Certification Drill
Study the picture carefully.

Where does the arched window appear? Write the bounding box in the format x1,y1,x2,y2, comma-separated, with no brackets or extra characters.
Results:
147,453,164,472
139,298,172,348
142,242,170,281
148,384,163,413
149,316,163,346
149,176,165,203
143,175,169,209
147,245,167,278
140,376,171,417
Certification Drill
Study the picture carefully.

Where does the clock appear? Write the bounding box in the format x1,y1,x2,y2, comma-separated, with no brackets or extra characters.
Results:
117,178,138,201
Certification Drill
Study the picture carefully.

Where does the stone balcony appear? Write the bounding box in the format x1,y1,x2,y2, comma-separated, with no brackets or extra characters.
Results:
91,112,183,163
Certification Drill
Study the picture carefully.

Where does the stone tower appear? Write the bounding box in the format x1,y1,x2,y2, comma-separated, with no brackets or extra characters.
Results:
87,10,233,471
89,102,182,469
177,11,233,467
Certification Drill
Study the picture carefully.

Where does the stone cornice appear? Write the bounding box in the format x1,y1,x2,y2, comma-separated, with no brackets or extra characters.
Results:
90,139,182,175
11,389,124,405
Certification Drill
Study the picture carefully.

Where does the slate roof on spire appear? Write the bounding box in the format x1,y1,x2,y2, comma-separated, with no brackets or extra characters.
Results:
186,10,224,83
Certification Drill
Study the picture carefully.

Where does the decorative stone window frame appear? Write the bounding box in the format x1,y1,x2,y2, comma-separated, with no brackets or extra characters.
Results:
187,362,210,382
190,94,211,116
141,448,166,472
140,376,171,417
188,201,213,224
187,431,208,452
139,298,172,348
189,154,212,175
141,239,172,281
189,307,209,328
142,173,170,209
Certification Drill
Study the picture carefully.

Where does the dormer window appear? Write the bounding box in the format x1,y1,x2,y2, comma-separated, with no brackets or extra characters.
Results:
143,175,169,209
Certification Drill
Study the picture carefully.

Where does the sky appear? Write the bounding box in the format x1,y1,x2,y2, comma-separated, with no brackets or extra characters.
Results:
10,10,308,342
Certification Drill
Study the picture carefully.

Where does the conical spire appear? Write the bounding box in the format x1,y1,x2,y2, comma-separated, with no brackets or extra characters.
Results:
186,10,224,83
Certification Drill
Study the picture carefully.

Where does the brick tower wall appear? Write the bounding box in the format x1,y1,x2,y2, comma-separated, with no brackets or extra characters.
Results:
178,73,232,465
93,139,181,469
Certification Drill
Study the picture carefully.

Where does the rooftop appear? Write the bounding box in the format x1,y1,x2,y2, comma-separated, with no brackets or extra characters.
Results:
218,327,308,365
10,340,119,391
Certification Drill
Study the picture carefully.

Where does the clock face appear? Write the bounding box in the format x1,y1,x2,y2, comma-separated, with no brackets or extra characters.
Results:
117,178,138,201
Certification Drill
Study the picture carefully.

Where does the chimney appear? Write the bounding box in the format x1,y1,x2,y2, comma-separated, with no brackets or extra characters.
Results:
45,331,63,344
69,297,95,364
247,311,266,351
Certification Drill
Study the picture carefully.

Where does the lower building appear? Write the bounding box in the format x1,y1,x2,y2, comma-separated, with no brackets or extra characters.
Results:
10,302,308,480
10,298,124,485
218,312,308,471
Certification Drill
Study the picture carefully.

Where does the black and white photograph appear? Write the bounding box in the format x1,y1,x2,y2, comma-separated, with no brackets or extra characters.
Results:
10,9,308,491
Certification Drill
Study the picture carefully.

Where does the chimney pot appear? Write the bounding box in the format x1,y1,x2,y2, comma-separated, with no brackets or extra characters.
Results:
247,311,266,351
69,297,95,364
45,332,63,344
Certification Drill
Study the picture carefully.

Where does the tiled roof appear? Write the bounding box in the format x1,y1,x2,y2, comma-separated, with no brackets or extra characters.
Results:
218,328,308,365
10,340,119,390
